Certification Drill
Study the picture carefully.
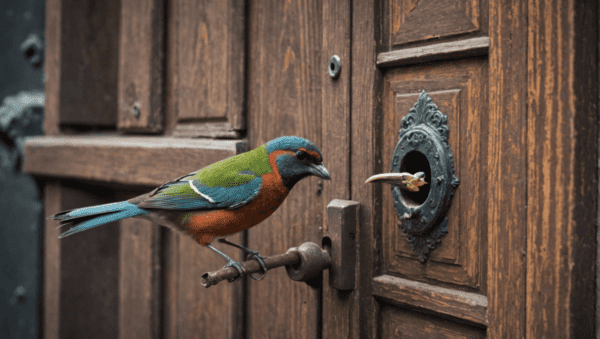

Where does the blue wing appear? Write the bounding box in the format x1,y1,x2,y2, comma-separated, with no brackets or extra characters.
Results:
136,171,262,211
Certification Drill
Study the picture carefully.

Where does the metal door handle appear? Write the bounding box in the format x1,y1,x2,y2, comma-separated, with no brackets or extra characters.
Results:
201,242,330,288
201,199,359,290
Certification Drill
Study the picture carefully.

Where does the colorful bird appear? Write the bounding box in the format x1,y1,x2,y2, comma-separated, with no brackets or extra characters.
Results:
49,136,330,280
365,171,427,192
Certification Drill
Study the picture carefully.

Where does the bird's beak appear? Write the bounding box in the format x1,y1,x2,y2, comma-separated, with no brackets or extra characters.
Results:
364,172,427,192
309,163,331,180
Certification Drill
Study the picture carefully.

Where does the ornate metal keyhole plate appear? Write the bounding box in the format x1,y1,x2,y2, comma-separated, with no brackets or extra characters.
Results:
391,90,459,263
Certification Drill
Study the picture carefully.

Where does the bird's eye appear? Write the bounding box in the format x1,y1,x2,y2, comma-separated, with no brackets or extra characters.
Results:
296,151,307,161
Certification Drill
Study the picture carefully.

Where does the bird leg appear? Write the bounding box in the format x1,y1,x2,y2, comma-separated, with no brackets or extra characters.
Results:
217,239,268,281
205,244,245,282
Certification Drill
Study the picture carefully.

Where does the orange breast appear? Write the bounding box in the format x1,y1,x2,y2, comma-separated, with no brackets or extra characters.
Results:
181,151,290,245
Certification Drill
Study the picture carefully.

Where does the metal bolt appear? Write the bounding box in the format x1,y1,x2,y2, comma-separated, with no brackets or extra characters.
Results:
328,55,341,79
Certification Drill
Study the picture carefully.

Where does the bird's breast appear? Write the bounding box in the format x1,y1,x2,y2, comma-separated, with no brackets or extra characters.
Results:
180,171,289,245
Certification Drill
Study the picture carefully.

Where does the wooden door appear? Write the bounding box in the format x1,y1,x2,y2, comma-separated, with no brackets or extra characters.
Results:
323,0,597,338
25,0,597,338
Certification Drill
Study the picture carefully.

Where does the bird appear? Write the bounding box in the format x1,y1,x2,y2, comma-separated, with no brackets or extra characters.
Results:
365,171,427,191
48,136,331,280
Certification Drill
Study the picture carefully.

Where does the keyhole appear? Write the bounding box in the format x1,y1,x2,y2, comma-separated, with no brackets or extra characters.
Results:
399,151,431,207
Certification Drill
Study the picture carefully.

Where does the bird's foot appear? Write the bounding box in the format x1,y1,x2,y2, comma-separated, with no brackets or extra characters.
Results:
245,251,267,281
222,259,245,282
217,238,268,281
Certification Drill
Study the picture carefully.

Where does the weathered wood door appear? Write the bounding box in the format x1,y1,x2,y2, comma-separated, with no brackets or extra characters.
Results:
324,0,597,338
26,0,597,338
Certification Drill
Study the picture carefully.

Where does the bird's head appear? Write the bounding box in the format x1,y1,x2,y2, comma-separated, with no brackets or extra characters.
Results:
266,136,331,191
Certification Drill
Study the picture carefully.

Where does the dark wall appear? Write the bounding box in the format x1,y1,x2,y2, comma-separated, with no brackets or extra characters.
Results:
0,0,45,338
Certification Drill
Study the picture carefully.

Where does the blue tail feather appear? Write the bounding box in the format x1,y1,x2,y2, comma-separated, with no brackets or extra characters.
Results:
52,201,149,238
50,201,135,222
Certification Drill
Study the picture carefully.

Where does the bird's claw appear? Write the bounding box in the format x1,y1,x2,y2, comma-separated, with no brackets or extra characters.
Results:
245,252,268,281
223,260,245,282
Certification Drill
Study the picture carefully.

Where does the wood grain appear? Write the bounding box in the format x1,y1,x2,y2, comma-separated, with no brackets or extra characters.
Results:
377,37,489,68
166,0,245,137
44,182,62,339
58,0,120,127
119,218,161,339
321,0,355,337
372,275,488,326
390,0,480,46
164,232,244,339
487,0,528,337
44,0,61,136
23,136,244,187
118,0,164,132
322,0,351,220
526,0,598,337
381,305,486,339
172,122,240,138
247,0,323,337
350,0,381,338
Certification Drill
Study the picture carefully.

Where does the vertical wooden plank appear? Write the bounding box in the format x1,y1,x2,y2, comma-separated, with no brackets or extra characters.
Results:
247,0,323,338
44,182,62,339
351,0,381,338
44,0,61,136
527,0,598,337
58,186,120,339
162,232,178,339
118,0,164,132
59,0,120,127
322,0,351,227
119,218,161,339
487,0,528,337
165,233,244,339
167,0,245,138
321,0,355,338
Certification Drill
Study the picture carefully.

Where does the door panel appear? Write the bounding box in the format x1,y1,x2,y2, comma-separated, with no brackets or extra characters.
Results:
355,0,495,336
246,0,324,338
382,305,486,338
381,59,488,293
388,0,487,47
167,0,245,138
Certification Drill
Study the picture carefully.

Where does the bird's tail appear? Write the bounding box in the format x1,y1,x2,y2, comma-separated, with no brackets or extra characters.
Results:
48,201,150,238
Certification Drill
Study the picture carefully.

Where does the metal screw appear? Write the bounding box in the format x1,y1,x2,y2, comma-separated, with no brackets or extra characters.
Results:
328,55,341,79
133,101,141,118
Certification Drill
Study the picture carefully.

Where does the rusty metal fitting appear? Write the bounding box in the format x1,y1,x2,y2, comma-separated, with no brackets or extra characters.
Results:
285,242,331,282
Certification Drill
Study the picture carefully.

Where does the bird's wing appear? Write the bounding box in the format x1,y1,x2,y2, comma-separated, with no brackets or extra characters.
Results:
136,171,262,210
136,145,273,210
